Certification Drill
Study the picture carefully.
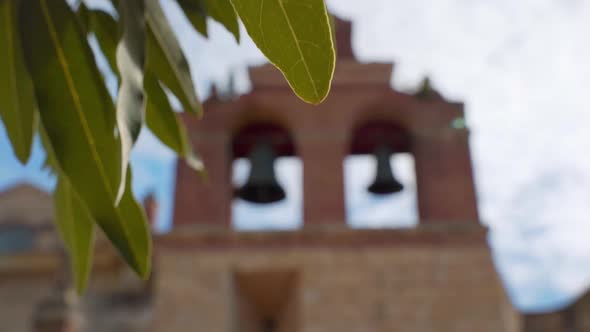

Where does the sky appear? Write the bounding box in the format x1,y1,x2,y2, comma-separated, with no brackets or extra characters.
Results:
2,0,590,313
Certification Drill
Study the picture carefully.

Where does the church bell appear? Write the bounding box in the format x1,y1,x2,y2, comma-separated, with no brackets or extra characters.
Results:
235,141,286,204
367,145,404,195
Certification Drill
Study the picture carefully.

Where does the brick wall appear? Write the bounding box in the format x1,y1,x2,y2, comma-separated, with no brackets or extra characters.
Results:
173,60,479,228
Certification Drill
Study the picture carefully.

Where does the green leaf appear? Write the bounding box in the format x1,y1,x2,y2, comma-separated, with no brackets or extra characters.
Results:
19,0,120,206
202,0,239,42
146,0,202,115
176,0,239,41
39,125,94,293
0,0,37,164
19,0,150,278
177,0,208,38
230,0,335,104
116,169,152,279
39,125,58,175
145,74,205,174
76,2,90,33
54,176,95,294
108,0,120,10
45,118,150,284
115,0,146,202
88,9,119,77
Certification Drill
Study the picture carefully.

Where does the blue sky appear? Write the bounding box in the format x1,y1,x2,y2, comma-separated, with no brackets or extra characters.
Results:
3,0,590,313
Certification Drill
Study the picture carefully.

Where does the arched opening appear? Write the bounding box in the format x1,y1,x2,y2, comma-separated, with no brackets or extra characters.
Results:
345,121,418,228
231,123,302,230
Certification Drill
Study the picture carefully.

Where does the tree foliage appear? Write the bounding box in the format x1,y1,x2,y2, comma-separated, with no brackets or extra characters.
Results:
0,0,335,292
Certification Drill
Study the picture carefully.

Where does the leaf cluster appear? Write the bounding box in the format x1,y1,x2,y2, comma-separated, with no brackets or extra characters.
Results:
0,0,335,292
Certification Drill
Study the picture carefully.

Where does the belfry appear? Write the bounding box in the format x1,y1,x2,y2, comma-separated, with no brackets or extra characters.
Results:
155,17,518,332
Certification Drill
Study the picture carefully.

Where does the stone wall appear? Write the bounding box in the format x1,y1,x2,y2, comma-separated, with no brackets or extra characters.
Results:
524,290,590,332
0,254,60,332
151,227,520,332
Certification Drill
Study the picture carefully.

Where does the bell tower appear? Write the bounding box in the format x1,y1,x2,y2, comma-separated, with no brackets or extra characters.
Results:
172,17,479,228
154,17,519,332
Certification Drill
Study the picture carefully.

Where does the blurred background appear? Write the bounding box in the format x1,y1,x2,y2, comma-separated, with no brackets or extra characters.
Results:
2,0,590,314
